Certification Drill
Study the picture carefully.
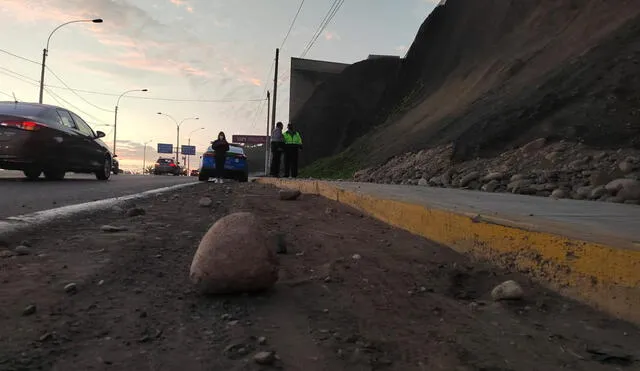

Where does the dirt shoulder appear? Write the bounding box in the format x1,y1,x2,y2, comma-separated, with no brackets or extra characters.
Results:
0,183,638,371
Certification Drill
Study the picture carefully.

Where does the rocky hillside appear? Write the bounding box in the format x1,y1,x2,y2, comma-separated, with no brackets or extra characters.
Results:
354,138,640,204
297,0,640,182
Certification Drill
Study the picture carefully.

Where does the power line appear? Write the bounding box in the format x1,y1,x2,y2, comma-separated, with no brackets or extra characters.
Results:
43,87,110,126
44,85,266,103
300,0,344,58
1,49,266,103
45,66,113,113
280,0,306,50
0,48,39,65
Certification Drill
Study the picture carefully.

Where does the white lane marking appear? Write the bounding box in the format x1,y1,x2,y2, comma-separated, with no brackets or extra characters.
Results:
0,182,199,236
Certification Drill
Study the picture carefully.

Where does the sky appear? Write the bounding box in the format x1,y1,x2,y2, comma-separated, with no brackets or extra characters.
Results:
0,0,438,171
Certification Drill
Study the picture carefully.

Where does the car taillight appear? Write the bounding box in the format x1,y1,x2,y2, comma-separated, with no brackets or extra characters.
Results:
203,152,214,158
169,163,176,167
0,120,44,131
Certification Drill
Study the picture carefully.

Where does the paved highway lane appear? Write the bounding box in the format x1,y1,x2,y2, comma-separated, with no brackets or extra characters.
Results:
0,171,198,218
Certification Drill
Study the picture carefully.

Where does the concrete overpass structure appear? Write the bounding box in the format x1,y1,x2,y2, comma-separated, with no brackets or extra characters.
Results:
288,57,350,125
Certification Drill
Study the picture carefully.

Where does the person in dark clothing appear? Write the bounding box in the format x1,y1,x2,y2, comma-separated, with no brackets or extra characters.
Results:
283,123,303,178
211,131,229,183
270,122,284,177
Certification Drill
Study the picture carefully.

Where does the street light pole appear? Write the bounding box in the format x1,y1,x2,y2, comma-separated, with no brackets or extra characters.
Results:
142,140,152,174
114,89,148,156
39,18,103,103
157,113,198,165
187,127,205,173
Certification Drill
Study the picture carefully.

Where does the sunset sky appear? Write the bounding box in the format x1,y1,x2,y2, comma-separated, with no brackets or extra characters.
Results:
0,0,438,170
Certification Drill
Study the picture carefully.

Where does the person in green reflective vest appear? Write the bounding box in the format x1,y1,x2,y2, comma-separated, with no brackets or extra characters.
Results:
283,123,303,178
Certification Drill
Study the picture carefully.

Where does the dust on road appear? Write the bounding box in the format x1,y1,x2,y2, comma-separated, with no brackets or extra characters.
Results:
0,183,638,371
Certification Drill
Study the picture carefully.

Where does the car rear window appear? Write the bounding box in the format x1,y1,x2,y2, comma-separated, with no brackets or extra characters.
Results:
157,159,174,164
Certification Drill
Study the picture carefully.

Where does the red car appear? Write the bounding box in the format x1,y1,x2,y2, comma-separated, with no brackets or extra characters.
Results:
153,158,181,176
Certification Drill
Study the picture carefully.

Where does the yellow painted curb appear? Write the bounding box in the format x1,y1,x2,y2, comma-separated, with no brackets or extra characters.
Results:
258,178,640,324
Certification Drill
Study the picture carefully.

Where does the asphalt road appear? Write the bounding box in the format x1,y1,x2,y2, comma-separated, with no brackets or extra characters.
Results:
0,171,198,218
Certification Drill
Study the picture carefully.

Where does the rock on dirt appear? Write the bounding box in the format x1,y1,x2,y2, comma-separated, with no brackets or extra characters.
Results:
64,283,77,294
198,197,213,208
22,304,36,316
100,225,128,233
126,207,146,217
190,212,279,294
491,280,524,301
14,245,30,256
253,351,276,365
279,189,301,201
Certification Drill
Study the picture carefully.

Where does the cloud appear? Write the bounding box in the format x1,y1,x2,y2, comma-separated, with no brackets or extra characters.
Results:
4,0,227,89
323,30,341,41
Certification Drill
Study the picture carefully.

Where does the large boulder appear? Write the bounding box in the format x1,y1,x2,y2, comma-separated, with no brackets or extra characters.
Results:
190,212,278,294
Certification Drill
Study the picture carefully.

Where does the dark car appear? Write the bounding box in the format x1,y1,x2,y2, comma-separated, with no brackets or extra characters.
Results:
153,157,181,175
198,143,248,182
0,101,113,180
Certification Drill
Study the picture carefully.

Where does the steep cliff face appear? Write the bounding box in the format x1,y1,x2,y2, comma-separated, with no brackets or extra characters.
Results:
296,0,640,173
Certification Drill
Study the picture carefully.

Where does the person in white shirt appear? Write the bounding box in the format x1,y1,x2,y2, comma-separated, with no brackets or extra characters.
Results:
270,122,284,177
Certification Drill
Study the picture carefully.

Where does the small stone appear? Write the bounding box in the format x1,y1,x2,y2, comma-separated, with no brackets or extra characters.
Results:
227,320,239,326
551,189,568,199
22,304,36,316
98,280,105,286
39,332,52,342
619,161,634,174
0,250,15,258
14,246,30,256
324,276,332,283
258,336,267,345
482,180,499,192
491,280,524,301
126,207,146,217
100,225,128,233
279,189,301,201
221,313,232,320
64,283,77,294
253,351,276,365
352,254,361,260
323,308,329,313
198,197,213,207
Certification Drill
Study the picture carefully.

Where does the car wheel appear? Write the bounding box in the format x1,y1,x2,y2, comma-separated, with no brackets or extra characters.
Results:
23,168,42,180
95,157,112,180
43,168,66,181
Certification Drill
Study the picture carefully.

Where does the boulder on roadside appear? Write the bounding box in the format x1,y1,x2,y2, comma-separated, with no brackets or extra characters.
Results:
481,180,499,193
619,161,635,174
605,179,640,200
520,138,546,153
190,212,278,294
491,280,524,301
551,189,568,199
417,178,428,186
482,172,504,182
279,189,301,201
459,171,480,187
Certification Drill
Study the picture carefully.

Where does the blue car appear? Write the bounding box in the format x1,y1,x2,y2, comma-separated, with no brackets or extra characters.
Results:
199,143,249,182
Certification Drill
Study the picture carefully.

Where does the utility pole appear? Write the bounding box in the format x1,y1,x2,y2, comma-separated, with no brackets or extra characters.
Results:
265,90,271,175
271,48,279,132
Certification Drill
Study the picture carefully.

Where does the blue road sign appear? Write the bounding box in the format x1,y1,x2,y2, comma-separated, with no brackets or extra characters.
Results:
181,145,196,156
157,143,173,154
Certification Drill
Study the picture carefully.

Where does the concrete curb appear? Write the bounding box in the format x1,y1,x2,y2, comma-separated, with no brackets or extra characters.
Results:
0,182,200,237
258,178,640,324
